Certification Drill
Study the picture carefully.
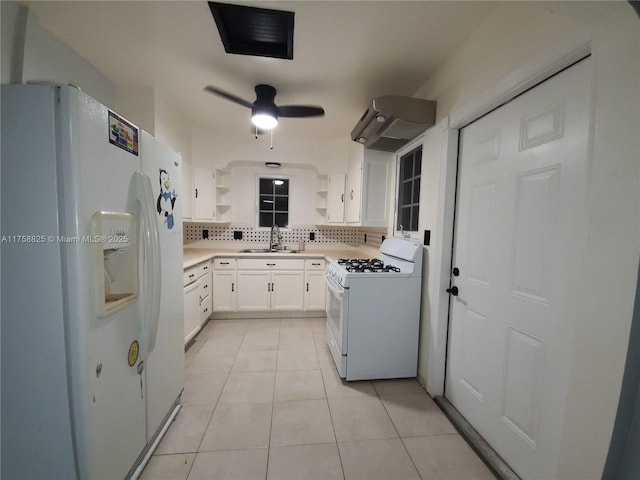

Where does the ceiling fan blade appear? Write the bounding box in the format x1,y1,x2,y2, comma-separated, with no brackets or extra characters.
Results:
204,86,253,108
278,105,325,118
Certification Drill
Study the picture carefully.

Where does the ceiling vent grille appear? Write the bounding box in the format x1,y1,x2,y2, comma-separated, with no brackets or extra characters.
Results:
208,2,294,60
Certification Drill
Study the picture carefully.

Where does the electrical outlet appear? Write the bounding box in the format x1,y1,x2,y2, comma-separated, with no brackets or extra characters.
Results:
424,230,431,246
233,230,243,240
202,229,209,239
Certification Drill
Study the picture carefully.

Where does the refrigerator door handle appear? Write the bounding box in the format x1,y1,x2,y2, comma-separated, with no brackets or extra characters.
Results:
134,171,162,356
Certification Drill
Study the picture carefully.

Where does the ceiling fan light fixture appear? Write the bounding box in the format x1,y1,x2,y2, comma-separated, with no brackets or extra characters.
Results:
252,112,278,130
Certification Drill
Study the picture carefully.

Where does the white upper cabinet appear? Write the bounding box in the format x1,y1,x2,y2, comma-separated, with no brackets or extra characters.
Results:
326,173,345,224
193,167,215,221
359,152,391,226
343,148,392,227
182,162,193,220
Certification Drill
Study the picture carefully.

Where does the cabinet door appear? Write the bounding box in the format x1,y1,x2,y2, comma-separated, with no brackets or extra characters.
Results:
213,271,236,312
345,156,362,223
182,163,193,219
304,271,326,311
199,271,212,325
361,154,391,226
271,271,305,311
183,281,200,344
236,271,271,311
193,167,215,220
326,173,345,223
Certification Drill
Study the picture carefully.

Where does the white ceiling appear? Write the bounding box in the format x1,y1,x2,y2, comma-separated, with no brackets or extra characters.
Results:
26,1,500,140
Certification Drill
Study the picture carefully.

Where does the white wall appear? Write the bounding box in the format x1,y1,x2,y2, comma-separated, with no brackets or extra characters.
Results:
0,3,116,107
229,164,319,227
155,92,192,166
1,2,25,84
190,125,351,173
412,2,639,478
189,126,355,227
115,86,155,135
1,3,193,169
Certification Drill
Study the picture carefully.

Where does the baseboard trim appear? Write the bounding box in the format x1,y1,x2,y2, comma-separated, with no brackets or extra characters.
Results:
434,397,521,480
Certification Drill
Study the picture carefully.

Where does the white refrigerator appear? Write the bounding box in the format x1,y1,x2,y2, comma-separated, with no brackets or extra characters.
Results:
1,84,185,479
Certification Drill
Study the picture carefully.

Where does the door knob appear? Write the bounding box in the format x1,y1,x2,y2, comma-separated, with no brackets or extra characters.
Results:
446,286,459,296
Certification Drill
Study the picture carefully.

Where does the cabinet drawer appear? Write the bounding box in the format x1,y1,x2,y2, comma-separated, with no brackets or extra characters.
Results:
305,259,326,270
237,258,305,270
183,266,198,286
214,258,236,270
200,296,212,322
200,271,212,297
197,261,211,277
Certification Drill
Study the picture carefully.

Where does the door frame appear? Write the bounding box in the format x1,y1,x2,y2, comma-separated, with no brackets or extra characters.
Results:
425,36,592,397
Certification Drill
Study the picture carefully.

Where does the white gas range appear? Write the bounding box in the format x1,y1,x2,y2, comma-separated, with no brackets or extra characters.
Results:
325,237,423,381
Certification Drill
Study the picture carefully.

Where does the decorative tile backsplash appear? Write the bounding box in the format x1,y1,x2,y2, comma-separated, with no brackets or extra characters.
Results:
184,223,388,247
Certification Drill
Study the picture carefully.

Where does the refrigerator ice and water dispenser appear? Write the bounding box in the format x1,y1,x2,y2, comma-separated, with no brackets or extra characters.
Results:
92,211,138,317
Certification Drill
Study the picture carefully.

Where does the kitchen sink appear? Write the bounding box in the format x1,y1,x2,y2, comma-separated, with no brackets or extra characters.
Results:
238,248,301,254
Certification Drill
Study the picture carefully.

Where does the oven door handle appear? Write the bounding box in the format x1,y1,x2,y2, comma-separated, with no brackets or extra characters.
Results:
326,275,345,298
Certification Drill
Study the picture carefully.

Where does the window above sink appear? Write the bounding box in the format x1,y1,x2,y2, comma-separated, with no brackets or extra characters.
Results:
258,177,290,228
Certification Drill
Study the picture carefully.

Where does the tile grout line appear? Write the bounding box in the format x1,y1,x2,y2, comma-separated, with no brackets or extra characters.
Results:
186,320,245,479
317,326,347,480
374,384,425,480
264,317,283,480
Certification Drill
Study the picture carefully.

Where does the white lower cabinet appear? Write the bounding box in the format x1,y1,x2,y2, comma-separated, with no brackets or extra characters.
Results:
212,270,237,312
304,259,326,311
183,280,200,344
209,256,326,314
305,271,326,310
270,271,305,310
236,270,304,311
183,260,212,345
235,258,305,312
199,271,212,324
236,270,272,311
212,258,237,312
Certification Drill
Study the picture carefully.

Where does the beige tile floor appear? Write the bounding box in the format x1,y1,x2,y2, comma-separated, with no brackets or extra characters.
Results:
141,318,496,480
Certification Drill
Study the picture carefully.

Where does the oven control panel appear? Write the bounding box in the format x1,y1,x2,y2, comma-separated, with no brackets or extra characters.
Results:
327,263,347,288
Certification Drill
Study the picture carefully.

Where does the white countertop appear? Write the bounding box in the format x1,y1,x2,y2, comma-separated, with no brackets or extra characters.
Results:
183,245,380,269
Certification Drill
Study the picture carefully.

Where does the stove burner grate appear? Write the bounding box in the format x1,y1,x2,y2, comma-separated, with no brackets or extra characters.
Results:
337,258,401,273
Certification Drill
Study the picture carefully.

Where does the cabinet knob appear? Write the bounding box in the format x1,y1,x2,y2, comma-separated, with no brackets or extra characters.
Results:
446,286,459,296
231,282,235,292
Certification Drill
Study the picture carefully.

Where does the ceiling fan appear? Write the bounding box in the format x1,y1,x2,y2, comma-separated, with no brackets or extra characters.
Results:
204,84,324,130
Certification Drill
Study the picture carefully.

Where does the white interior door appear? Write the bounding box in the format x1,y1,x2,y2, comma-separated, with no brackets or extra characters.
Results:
445,58,592,479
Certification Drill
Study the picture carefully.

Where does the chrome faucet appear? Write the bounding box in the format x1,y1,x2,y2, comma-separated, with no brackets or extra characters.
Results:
270,224,282,251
